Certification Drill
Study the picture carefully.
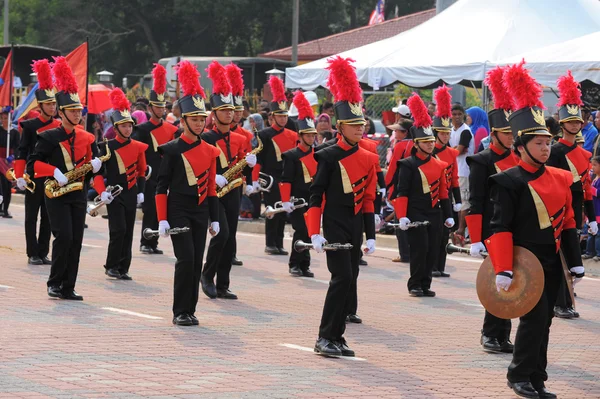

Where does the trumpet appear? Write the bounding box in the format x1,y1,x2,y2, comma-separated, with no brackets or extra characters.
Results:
258,172,273,193
142,226,190,239
5,168,36,193
446,243,488,258
293,240,353,253
386,221,430,229
86,185,123,217
262,197,307,218
145,165,152,181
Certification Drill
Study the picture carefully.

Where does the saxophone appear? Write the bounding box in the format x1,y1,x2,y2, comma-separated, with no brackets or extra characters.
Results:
44,142,112,198
217,135,262,198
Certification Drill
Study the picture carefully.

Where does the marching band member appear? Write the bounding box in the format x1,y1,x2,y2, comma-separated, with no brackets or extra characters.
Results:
135,63,178,255
0,107,19,218
487,61,582,399
201,61,255,300
27,56,103,300
466,66,518,354
308,57,377,357
252,76,297,255
280,90,317,278
14,60,61,264
95,88,148,280
546,70,595,320
155,61,220,326
392,93,453,298
431,85,462,278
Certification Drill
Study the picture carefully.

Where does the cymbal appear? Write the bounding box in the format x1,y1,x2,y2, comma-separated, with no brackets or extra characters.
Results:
476,246,544,320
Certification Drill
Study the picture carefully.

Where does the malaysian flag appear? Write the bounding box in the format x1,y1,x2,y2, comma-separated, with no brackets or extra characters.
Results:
368,0,385,25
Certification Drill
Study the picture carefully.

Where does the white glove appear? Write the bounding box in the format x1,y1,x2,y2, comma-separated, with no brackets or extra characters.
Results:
374,214,383,230
137,193,144,205
589,221,598,235
100,190,114,204
158,220,170,237
210,221,220,236
453,203,462,212
245,184,254,196
282,201,294,213
16,177,27,190
364,238,376,255
495,271,513,292
252,181,260,193
215,174,227,188
53,168,68,187
570,266,585,286
90,157,102,173
245,153,257,167
311,234,327,253
444,218,455,228
470,242,486,258
379,187,386,198
399,217,411,231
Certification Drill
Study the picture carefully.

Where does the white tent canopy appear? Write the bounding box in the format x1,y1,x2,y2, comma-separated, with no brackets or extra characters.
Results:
285,0,600,89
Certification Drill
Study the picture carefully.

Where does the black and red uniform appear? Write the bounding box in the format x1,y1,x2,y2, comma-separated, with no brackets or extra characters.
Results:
306,139,377,342
0,125,19,215
94,136,147,276
14,117,61,260
253,125,297,250
134,119,178,251
280,144,317,273
201,128,248,292
232,124,254,153
156,134,220,317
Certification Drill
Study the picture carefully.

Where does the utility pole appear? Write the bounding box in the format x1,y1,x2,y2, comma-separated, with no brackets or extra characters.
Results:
436,0,457,14
3,0,8,45
291,0,299,66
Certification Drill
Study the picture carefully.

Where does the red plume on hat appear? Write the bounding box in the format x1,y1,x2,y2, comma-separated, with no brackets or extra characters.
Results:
434,84,452,118
52,56,78,94
326,56,362,103
293,91,315,120
503,60,544,110
226,63,244,97
407,93,432,128
206,61,231,96
484,66,514,111
268,76,286,103
556,70,583,107
32,59,53,91
175,60,206,98
152,63,167,94
109,88,130,112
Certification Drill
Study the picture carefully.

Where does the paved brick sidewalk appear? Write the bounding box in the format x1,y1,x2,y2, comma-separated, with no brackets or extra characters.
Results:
0,202,599,398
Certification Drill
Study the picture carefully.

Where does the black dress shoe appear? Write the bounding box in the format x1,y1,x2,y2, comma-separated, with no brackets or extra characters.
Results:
507,381,539,398
302,268,314,278
359,258,368,266
140,245,154,254
409,288,424,297
2,211,12,218
105,268,121,278
265,246,280,255
84,223,88,229
119,272,132,281
289,266,303,277
201,275,217,299
481,335,503,353
554,306,574,319
333,338,355,357
231,257,243,266
422,289,436,297
101,214,109,219
534,385,557,399
399,258,410,263
567,306,580,318
47,286,62,298
189,314,199,325
41,256,52,265
60,290,83,300
439,271,451,277
346,314,362,324
431,270,442,277
499,338,514,353
28,256,43,265
314,337,342,357
173,314,193,326
217,289,238,300
278,247,289,255
151,247,163,255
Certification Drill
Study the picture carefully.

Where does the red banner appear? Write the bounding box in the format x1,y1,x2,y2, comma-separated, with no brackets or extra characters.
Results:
0,50,12,107
65,42,88,106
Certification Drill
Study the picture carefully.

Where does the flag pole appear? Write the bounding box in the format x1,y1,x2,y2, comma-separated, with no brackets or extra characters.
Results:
84,37,89,132
6,44,13,158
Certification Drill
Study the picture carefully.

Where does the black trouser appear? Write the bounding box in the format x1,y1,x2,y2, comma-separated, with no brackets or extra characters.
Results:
168,194,209,317
264,179,285,248
250,192,261,219
319,209,362,340
105,192,137,274
45,196,86,293
507,265,561,387
0,174,11,213
406,209,442,291
434,226,450,272
24,177,51,258
140,179,159,248
203,187,240,291
395,227,410,260
480,237,512,339
554,273,574,309
289,206,310,271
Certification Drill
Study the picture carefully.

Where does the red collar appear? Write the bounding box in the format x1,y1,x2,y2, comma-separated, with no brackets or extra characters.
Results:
272,125,284,133
416,151,429,160
115,134,129,144
435,142,445,150
337,138,356,151
558,138,576,147
490,143,506,155
519,160,541,173
150,118,162,126
180,133,199,145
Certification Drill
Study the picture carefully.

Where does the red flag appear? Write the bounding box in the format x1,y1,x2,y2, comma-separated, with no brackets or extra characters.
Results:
0,50,13,107
65,42,88,106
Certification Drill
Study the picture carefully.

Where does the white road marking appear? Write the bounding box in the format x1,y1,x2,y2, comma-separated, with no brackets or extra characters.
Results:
300,277,329,284
460,302,484,308
280,343,366,361
102,307,163,320
82,243,103,248
584,276,600,283
0,284,14,289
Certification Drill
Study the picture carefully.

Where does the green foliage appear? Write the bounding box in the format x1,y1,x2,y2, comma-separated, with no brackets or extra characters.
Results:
465,88,482,108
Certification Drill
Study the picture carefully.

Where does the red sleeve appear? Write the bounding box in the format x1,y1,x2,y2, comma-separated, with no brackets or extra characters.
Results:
207,148,218,197
583,169,593,201
252,163,261,181
465,214,483,243
93,175,106,194
156,193,168,221
279,182,291,202
137,143,148,177
34,161,57,178
305,206,322,237
362,160,377,213
237,135,246,165
13,159,26,177
485,232,514,274
392,196,408,218
385,143,402,187
438,163,449,200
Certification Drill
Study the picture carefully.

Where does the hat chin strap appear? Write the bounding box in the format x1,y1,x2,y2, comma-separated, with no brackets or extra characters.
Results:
523,140,545,165
61,110,80,129
150,105,162,121
415,141,432,155
115,124,130,140
493,131,510,151
182,116,203,137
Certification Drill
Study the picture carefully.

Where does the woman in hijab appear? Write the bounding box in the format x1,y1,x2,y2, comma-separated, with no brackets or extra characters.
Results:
131,110,148,125
466,106,490,153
